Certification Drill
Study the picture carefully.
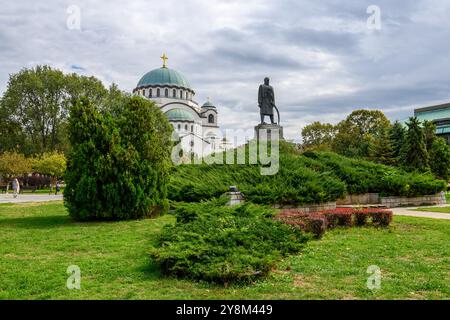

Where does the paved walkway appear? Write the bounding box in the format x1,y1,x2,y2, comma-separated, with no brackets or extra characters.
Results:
392,205,450,220
0,194,63,204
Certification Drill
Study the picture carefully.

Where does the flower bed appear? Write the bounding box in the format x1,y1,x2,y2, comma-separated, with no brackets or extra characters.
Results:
275,208,393,238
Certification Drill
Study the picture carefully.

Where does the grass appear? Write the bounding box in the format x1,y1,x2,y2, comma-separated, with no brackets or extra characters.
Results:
413,206,450,214
0,202,449,300
446,193,450,203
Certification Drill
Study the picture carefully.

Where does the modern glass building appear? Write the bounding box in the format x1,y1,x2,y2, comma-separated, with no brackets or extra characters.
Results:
414,103,450,142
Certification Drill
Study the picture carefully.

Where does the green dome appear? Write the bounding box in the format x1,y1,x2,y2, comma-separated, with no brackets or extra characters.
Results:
202,101,216,108
137,67,191,89
165,108,195,121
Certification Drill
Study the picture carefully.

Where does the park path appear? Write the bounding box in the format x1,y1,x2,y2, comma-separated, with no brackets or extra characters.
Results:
392,205,450,220
1,194,449,220
0,194,63,204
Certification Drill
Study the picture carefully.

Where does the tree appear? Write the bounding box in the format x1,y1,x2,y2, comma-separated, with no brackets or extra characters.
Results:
429,137,450,180
301,122,336,151
389,121,406,163
1,66,67,155
64,96,173,221
32,152,67,188
344,109,391,136
400,117,429,172
332,109,391,158
0,65,110,155
423,120,437,152
370,128,395,165
0,151,32,178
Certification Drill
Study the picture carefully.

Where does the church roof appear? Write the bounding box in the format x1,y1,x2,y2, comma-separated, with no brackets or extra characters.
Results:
202,100,216,108
136,67,191,89
165,108,195,121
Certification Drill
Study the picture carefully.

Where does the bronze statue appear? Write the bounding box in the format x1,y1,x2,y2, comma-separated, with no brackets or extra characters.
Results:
258,77,276,124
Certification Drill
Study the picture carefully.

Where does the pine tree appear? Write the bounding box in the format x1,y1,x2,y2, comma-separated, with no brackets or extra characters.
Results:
400,117,429,172
429,137,450,181
64,96,173,220
423,120,437,152
389,121,405,164
371,127,395,165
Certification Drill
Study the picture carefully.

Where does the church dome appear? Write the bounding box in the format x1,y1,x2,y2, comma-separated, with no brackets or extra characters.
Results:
136,67,191,89
202,100,216,108
165,108,195,121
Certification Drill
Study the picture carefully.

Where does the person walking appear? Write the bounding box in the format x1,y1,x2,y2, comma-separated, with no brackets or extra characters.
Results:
12,178,20,198
55,181,61,195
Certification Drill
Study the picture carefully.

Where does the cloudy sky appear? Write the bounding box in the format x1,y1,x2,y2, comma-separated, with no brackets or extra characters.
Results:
1,0,450,140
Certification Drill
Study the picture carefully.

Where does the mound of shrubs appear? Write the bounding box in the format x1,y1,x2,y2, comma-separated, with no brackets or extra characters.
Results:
303,151,446,197
169,142,446,207
151,198,308,285
168,143,346,206
276,208,393,238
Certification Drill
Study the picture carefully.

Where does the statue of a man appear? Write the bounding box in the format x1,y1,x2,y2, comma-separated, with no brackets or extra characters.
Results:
258,77,276,124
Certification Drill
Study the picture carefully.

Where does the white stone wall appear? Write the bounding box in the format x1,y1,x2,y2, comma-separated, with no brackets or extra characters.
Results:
273,202,337,212
380,192,446,208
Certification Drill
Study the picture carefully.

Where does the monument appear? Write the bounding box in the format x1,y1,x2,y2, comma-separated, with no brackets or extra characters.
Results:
255,77,284,140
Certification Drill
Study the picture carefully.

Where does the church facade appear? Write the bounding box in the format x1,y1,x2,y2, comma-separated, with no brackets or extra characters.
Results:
133,55,230,156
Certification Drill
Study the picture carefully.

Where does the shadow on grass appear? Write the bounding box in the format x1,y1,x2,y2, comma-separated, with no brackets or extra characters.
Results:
0,215,120,229
137,260,164,281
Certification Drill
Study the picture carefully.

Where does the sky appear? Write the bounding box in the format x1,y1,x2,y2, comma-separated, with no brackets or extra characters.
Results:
1,0,450,141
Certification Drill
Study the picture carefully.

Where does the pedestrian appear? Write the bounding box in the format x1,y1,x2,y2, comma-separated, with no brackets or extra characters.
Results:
55,181,61,195
12,178,20,198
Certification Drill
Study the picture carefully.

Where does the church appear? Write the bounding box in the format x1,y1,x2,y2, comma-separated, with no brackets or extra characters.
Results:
133,54,230,156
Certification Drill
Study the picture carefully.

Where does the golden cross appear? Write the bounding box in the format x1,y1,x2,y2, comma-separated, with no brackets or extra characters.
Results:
160,53,168,68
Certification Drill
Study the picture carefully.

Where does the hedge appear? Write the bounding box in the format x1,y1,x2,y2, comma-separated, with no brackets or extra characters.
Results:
276,208,393,238
303,151,446,197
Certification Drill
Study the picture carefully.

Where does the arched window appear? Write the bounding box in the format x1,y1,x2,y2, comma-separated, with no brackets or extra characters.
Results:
143,89,146,96
157,88,160,97
208,114,214,124
180,91,183,99
185,124,188,131
191,125,193,132
173,89,176,98
186,92,189,100
149,89,152,97
177,124,181,130
165,89,168,97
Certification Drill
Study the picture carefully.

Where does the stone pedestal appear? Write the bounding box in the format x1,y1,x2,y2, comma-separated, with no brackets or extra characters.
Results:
254,123,284,141
225,191,245,206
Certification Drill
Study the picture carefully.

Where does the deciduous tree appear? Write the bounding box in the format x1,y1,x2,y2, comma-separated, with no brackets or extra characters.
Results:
301,122,336,151
0,151,32,177
332,110,391,158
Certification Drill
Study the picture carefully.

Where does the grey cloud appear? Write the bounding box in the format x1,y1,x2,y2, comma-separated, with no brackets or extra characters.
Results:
1,0,450,141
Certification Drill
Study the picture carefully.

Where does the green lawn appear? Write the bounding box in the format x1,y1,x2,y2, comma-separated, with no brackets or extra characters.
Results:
23,188,64,195
413,206,450,214
446,193,450,203
0,202,449,300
